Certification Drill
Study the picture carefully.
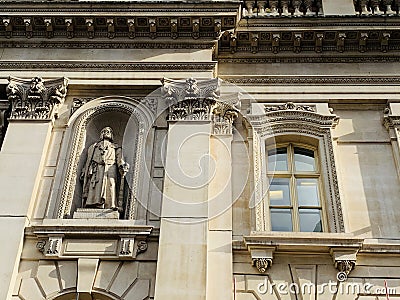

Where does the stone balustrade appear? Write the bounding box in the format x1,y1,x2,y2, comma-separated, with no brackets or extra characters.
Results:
353,0,399,15
243,0,322,17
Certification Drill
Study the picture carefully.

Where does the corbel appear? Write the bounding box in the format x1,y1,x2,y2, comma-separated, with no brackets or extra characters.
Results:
293,0,303,16
251,33,259,54
24,18,33,39
250,246,275,273
171,18,178,39
107,18,115,39
192,18,200,39
381,32,390,53
272,33,280,54
315,33,324,53
330,248,358,281
65,18,74,39
149,18,157,39
85,18,94,39
44,18,53,38
2,18,12,39
128,18,135,39
359,32,368,53
293,33,302,53
337,33,346,53
37,235,63,257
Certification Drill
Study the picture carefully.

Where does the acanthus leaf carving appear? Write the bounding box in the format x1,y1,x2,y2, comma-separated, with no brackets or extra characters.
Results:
7,76,68,120
265,102,316,113
161,77,221,121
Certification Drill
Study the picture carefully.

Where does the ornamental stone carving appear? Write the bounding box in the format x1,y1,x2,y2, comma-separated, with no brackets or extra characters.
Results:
252,258,273,273
161,77,220,121
6,76,68,120
264,102,316,113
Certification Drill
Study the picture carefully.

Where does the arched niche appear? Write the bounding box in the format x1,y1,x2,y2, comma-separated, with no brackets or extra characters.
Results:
53,96,154,220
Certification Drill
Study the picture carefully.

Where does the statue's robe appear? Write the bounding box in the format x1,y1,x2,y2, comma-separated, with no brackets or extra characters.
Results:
81,140,124,209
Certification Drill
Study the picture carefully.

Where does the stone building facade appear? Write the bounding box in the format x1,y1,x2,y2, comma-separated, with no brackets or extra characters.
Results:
1,0,400,299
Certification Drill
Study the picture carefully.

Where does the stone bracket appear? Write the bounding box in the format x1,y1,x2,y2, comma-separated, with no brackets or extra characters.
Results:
249,246,275,273
330,248,358,277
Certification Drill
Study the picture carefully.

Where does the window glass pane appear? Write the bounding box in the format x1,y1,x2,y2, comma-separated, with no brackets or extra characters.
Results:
299,209,322,232
271,209,293,231
269,178,291,206
297,178,320,206
294,147,315,172
268,147,288,171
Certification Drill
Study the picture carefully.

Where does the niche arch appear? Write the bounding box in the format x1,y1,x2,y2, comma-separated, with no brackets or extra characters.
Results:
54,96,154,220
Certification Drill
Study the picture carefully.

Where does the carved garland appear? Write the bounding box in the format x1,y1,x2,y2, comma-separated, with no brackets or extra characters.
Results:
248,109,344,233
57,101,150,220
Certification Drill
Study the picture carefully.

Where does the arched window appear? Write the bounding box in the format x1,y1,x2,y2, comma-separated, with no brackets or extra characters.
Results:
267,143,325,232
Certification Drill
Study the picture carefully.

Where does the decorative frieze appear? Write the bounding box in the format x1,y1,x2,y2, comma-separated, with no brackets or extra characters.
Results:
6,76,68,121
0,16,236,41
265,102,316,113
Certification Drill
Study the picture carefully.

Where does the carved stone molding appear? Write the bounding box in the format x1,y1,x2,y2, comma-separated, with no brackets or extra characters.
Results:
265,102,316,113
222,75,400,85
6,76,68,121
31,223,152,259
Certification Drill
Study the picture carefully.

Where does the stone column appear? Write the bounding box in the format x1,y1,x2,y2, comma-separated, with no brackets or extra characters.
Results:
0,76,67,299
155,78,237,300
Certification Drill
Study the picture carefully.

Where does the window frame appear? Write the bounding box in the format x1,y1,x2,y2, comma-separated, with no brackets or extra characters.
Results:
248,102,344,233
266,142,328,232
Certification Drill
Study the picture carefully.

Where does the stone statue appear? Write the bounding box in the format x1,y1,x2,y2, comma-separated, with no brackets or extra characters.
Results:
80,126,129,210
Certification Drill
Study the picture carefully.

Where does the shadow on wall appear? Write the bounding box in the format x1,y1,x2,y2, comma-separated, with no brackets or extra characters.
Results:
335,109,400,238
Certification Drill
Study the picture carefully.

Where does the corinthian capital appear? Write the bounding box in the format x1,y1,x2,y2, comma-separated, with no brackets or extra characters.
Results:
6,76,68,120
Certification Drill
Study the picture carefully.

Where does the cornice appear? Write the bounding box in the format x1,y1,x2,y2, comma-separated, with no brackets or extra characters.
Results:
0,61,217,71
221,76,400,85
218,56,400,63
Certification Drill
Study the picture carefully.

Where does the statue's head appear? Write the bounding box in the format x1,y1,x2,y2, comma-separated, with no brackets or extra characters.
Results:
100,126,114,141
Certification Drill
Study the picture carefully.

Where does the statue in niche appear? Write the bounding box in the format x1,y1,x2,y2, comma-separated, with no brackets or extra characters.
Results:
80,126,129,211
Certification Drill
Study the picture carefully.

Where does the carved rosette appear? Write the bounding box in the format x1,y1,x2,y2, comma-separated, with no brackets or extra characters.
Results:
252,258,272,273
6,76,68,120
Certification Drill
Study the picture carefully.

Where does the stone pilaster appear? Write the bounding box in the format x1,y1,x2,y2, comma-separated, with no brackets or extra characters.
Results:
155,78,239,300
0,76,68,299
